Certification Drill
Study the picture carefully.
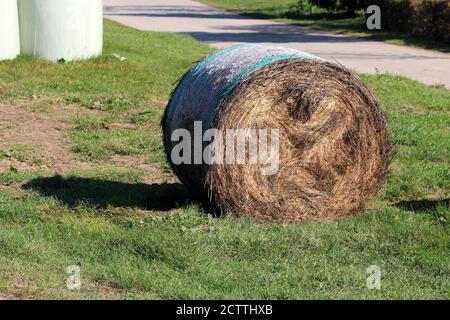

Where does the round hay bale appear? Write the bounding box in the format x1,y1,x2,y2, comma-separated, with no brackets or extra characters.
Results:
162,44,390,222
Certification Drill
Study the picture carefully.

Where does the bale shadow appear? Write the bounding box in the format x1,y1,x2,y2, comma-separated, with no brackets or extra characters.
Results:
394,199,449,212
23,175,212,213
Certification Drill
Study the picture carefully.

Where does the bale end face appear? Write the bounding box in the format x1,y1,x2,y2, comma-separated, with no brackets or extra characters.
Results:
208,59,391,222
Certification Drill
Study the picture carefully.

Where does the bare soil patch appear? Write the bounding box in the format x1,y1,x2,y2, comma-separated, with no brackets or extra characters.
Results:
0,293,17,300
110,154,176,184
0,103,174,186
0,104,94,174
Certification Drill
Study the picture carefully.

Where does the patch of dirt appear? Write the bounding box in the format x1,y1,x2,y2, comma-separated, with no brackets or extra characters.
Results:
0,104,95,174
96,280,128,299
0,270,34,300
397,104,449,115
150,99,168,109
106,123,140,130
110,154,176,184
0,103,176,186
0,293,19,300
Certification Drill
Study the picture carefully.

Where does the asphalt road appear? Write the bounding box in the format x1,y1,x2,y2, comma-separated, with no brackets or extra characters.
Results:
103,0,450,88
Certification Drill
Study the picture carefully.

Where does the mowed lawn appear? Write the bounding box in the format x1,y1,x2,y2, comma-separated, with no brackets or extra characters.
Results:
0,20,448,299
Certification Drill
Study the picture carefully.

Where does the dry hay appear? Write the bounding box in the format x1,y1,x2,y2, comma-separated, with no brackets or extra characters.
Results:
162,45,390,222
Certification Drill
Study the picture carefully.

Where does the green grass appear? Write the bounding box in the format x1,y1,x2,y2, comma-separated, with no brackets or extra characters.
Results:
0,145,45,166
0,19,212,106
69,110,164,163
199,0,450,52
0,20,449,299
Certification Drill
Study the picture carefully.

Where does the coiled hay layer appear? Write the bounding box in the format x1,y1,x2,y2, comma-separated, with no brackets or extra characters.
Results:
162,45,390,222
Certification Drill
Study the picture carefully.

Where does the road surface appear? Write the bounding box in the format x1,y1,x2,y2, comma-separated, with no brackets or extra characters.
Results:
103,0,450,88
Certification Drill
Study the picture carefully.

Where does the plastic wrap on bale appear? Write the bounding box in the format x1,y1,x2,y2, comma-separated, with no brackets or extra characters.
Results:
0,0,20,61
18,0,103,62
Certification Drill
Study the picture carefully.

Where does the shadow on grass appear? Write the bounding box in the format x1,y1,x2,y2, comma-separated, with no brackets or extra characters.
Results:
394,199,449,212
23,175,211,212
394,199,448,226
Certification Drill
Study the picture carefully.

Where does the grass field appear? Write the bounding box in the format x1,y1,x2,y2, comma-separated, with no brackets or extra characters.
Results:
0,20,449,299
199,0,450,52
